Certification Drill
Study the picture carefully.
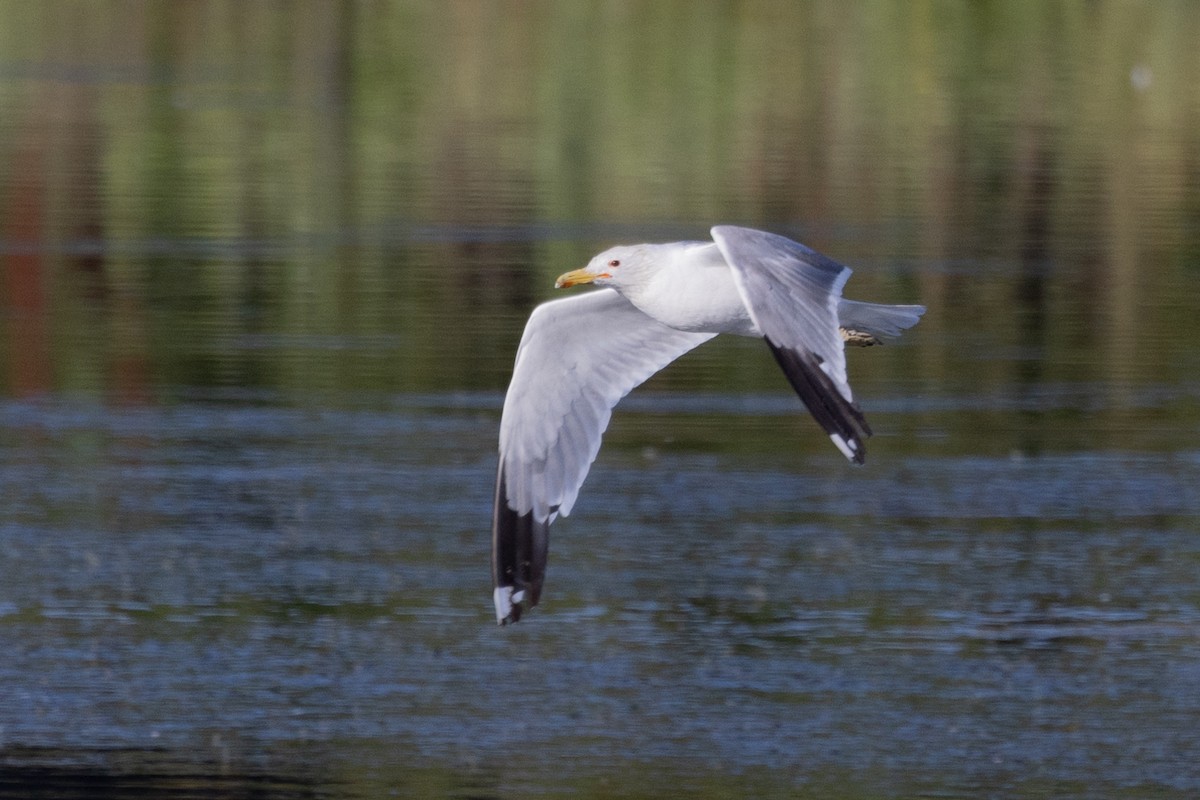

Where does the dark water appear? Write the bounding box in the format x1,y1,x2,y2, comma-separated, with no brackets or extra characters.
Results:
3,393,1199,798
3,3,1200,798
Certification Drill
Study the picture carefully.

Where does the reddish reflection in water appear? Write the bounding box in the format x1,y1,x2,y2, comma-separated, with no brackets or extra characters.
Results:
3,130,50,397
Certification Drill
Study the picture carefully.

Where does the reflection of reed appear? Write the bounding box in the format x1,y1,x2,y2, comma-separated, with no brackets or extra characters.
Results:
2,53,123,397
2,129,51,396
1014,137,1055,455
0,1,1196,405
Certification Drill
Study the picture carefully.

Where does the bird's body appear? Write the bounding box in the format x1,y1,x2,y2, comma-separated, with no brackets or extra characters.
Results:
611,242,758,335
492,226,925,624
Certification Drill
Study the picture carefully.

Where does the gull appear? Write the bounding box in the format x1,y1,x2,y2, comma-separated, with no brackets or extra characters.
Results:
492,225,924,624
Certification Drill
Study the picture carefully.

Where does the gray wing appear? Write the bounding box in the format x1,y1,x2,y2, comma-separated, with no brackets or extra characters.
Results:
493,288,714,623
711,225,871,464
837,299,926,342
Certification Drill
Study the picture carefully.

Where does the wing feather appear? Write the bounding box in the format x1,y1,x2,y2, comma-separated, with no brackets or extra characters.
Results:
493,288,713,623
711,225,871,463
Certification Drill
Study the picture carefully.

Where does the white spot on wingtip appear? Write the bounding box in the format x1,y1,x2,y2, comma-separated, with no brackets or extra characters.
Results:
493,586,526,624
493,587,513,623
830,433,858,462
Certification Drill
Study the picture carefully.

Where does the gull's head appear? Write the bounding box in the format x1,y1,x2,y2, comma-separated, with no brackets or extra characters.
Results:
555,245,653,290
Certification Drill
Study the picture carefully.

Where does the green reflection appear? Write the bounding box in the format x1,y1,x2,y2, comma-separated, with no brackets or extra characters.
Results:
0,1,1197,418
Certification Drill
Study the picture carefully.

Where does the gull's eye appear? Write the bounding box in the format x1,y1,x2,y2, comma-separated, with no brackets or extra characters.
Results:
608,259,620,268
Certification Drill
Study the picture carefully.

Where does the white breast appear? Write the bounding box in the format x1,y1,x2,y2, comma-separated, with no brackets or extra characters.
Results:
623,243,760,336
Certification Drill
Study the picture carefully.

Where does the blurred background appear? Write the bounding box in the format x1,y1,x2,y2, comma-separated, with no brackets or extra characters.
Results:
1,1,1198,798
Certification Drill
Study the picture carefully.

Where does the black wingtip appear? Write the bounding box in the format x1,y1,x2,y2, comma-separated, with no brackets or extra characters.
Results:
491,461,550,624
764,339,872,464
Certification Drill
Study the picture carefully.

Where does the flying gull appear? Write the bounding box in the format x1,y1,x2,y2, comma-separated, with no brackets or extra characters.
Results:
492,225,924,624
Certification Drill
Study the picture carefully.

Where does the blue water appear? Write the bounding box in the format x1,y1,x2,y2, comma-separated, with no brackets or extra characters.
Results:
2,392,1198,798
